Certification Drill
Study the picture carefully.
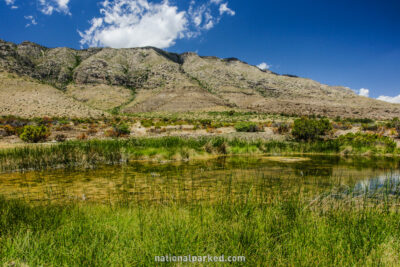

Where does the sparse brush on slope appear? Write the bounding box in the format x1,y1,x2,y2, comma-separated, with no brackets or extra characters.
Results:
1,40,400,119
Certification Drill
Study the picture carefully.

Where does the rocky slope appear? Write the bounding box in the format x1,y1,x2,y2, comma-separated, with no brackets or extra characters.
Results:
0,39,399,119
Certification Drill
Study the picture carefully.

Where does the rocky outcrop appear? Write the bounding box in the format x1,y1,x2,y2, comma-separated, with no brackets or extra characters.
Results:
0,39,399,119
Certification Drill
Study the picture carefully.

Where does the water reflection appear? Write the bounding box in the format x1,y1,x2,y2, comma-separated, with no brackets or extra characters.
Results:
353,172,400,196
0,155,399,204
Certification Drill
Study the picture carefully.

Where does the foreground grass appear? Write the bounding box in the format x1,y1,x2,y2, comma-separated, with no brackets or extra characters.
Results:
0,135,398,172
1,194,400,266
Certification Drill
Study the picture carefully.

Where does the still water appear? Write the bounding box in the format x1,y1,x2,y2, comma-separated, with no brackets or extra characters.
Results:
0,155,399,204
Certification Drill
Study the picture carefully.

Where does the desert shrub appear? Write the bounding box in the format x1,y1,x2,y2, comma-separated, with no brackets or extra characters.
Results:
77,133,87,140
292,118,332,141
273,123,291,134
338,133,396,153
386,117,399,128
234,122,261,132
87,125,98,136
332,122,352,130
110,107,120,115
199,119,212,127
55,124,73,131
34,116,53,126
396,125,400,139
387,118,400,138
56,119,70,125
71,118,92,125
87,128,98,135
105,129,119,138
55,134,67,142
361,123,378,131
1,125,16,136
334,116,342,122
154,121,168,128
344,118,374,124
113,123,130,136
19,125,50,143
140,120,153,128
210,122,225,129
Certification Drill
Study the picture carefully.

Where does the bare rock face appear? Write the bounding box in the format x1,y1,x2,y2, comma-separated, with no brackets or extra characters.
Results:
0,39,399,119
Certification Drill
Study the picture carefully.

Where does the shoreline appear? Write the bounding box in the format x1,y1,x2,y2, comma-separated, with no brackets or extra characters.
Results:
0,136,399,172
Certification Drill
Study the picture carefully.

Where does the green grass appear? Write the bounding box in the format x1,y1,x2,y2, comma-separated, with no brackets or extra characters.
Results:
1,192,400,266
0,136,398,172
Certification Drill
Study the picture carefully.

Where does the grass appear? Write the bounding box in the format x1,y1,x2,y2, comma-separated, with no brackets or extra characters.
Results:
0,136,398,172
1,190,400,266
1,143,400,265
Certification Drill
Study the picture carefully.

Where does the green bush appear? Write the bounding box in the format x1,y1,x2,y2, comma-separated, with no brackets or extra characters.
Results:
386,117,399,128
361,123,378,131
274,123,291,134
344,118,374,124
337,133,396,153
19,125,50,143
113,123,130,136
292,118,332,141
234,122,261,132
140,120,153,128
55,134,67,142
389,118,400,138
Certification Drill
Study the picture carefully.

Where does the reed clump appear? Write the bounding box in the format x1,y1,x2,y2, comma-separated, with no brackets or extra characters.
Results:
1,189,400,266
0,135,398,172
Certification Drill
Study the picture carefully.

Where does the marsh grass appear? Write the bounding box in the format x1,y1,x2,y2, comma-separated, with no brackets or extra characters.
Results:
1,156,400,265
1,136,397,172
1,188,400,266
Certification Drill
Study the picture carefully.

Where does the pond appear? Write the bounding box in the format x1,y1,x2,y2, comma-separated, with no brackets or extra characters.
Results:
0,155,399,204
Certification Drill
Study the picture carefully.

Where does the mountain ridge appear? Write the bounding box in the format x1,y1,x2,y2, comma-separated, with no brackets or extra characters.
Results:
0,39,399,119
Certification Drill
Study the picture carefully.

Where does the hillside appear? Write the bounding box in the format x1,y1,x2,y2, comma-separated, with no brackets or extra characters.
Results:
0,39,399,119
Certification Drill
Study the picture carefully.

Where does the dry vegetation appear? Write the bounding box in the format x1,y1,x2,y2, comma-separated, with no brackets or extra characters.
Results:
1,40,399,119
0,72,105,118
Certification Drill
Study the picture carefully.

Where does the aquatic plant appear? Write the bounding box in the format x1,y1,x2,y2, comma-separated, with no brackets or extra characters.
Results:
0,135,398,172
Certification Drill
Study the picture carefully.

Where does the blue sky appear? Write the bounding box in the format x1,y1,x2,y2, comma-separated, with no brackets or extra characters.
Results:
1,0,400,102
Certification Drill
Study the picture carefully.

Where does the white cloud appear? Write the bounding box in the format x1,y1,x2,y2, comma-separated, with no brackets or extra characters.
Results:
188,0,234,32
257,62,270,70
79,0,187,49
219,3,235,16
79,0,235,49
187,1,224,33
39,0,70,15
377,94,400,104
358,88,369,97
24,15,37,27
4,0,17,9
